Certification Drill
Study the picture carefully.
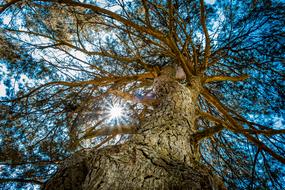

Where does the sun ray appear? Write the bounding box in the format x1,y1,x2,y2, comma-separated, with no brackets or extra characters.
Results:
109,105,123,119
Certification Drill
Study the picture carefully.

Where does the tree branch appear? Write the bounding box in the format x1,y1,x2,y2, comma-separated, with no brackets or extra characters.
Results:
94,134,116,149
191,125,224,143
82,125,137,140
109,89,159,106
203,75,249,83
42,0,166,42
141,0,151,26
0,178,44,185
201,88,285,164
0,72,157,103
199,0,211,69
0,0,22,13
198,111,285,136
168,0,174,34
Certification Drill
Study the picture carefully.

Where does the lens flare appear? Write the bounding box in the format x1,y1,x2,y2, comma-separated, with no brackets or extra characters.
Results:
109,105,123,119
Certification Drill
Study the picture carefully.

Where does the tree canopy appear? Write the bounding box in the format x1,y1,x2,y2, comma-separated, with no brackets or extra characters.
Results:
0,0,284,189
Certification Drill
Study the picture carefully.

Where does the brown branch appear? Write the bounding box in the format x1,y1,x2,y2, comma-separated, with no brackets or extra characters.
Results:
168,0,174,34
2,0,167,43
208,48,228,67
0,72,157,103
198,111,226,126
190,111,228,142
82,117,108,139
165,37,193,79
141,0,151,26
0,160,59,166
203,74,250,83
82,125,137,140
201,88,285,164
249,148,261,189
109,89,159,106
0,178,44,185
41,0,166,41
5,28,150,74
60,40,140,63
199,0,211,69
242,129,285,135
191,125,224,143
0,0,22,14
199,111,285,136
234,114,285,135
94,134,116,149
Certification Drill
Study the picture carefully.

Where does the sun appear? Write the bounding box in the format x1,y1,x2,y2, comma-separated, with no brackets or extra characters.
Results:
104,97,129,125
109,105,123,119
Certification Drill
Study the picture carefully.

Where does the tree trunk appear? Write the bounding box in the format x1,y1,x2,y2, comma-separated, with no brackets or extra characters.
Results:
44,69,225,190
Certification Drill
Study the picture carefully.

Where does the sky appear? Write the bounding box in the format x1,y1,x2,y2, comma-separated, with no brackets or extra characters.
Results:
0,84,5,97
0,64,7,97
205,0,216,4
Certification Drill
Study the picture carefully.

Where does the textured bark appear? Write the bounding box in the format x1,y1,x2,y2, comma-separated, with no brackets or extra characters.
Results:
44,67,225,190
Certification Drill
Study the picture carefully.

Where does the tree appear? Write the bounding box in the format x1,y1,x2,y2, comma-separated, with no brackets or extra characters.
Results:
0,0,284,189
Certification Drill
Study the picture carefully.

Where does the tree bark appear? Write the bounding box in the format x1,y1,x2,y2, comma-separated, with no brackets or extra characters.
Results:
44,68,225,190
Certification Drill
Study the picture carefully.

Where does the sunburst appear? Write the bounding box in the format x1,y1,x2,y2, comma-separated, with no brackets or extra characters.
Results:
105,98,129,126
108,104,123,119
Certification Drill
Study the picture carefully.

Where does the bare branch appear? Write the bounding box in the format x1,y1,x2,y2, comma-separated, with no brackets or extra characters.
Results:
141,0,151,26
199,0,211,69
168,0,174,34
0,178,44,185
201,88,285,164
191,125,224,143
41,0,166,41
94,134,116,149
199,111,285,136
203,75,250,83
0,0,22,14
82,125,137,140
109,89,159,106
1,72,157,103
